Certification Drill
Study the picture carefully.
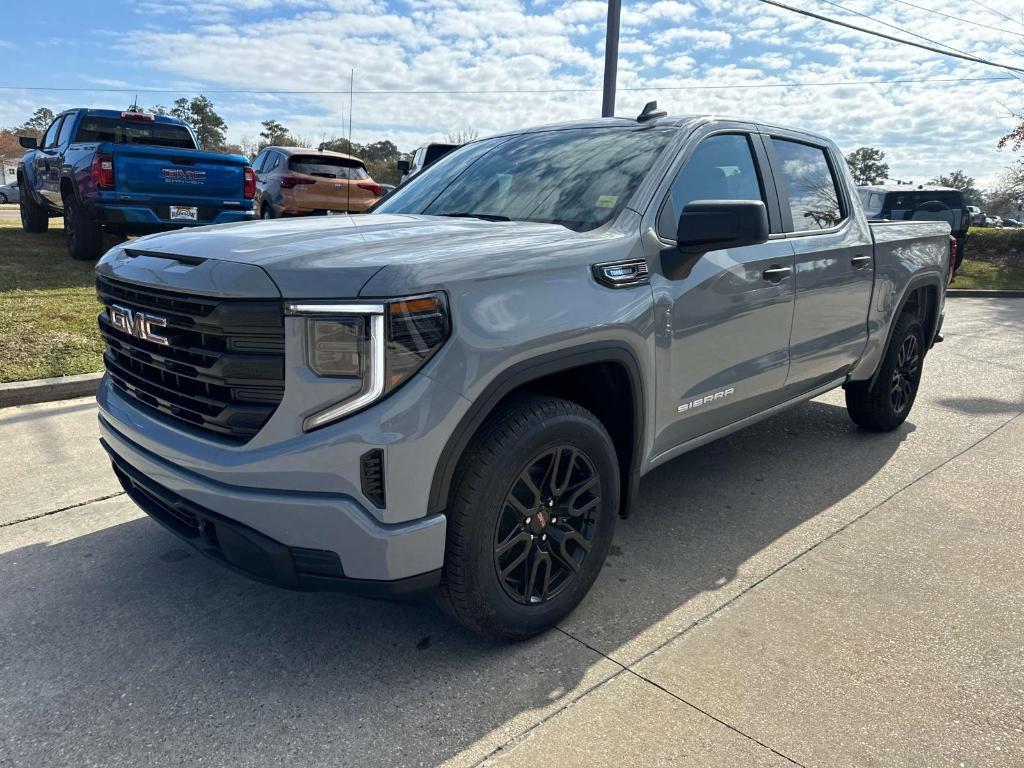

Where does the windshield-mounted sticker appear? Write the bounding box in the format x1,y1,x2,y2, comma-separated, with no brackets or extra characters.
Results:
595,195,618,208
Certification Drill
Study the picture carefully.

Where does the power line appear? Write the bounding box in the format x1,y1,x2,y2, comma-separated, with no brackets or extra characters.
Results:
888,0,1024,40
756,0,1024,73
0,75,1014,97
964,0,1024,30
809,0,1024,82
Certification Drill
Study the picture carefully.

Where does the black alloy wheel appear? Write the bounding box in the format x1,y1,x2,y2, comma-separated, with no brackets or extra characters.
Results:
889,334,920,415
493,446,601,605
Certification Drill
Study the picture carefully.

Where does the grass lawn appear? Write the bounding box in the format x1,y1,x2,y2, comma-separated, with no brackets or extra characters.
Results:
951,258,1024,291
0,217,107,383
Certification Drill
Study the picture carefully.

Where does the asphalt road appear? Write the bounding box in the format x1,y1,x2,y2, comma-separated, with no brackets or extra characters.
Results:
1,298,1022,767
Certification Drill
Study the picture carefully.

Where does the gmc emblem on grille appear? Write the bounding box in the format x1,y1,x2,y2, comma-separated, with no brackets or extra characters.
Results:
109,304,169,346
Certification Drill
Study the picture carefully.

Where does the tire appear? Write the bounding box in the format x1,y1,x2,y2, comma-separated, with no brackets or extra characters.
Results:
438,394,619,640
845,313,925,432
19,186,49,233
0,193,8,204
63,193,104,261
261,204,273,220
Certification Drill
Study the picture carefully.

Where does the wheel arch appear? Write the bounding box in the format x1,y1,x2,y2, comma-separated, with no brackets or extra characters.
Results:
427,342,647,519
868,274,943,389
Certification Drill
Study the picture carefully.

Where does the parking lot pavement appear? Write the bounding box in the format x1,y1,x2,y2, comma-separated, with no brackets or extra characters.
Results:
1,298,1022,767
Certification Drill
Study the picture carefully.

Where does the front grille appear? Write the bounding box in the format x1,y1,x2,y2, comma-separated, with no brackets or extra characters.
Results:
97,275,285,442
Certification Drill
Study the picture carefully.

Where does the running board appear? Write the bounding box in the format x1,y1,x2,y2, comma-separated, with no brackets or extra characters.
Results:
647,377,846,471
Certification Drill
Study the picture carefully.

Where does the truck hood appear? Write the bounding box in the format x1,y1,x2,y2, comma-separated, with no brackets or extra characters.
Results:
121,214,587,298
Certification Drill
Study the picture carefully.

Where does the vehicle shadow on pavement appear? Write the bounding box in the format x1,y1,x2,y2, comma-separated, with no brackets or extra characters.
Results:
0,401,910,767
559,399,913,655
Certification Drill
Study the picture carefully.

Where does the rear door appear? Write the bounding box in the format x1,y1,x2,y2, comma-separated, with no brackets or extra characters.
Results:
648,124,797,456
762,131,874,392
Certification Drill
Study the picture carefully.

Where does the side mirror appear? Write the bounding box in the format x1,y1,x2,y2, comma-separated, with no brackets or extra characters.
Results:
676,200,769,254
396,159,410,173
19,136,38,150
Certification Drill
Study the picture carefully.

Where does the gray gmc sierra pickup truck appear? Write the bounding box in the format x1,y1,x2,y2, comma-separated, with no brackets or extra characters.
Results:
95,111,953,639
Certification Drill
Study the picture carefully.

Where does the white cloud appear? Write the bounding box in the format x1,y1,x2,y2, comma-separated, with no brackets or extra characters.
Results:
21,0,1019,188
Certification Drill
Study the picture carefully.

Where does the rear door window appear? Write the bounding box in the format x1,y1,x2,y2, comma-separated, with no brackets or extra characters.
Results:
659,133,765,239
771,138,844,231
57,115,75,146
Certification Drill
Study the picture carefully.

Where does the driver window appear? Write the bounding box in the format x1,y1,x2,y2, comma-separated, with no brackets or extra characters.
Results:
659,133,765,239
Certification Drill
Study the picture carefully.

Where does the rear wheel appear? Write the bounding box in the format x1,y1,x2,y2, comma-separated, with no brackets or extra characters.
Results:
845,313,925,431
63,193,104,261
19,184,49,233
438,395,619,640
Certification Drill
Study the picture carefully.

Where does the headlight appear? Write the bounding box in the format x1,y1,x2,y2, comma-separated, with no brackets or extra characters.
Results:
286,293,450,431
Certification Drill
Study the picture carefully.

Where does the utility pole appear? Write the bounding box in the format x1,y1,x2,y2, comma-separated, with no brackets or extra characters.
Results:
601,0,621,117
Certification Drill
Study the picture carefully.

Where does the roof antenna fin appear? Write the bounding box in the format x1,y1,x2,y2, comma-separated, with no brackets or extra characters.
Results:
637,100,667,122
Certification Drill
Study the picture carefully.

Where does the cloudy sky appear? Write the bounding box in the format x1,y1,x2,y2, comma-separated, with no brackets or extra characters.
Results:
3,0,1024,186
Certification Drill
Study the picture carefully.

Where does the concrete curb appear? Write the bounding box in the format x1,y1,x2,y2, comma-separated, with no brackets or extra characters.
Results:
947,289,1024,298
0,372,102,409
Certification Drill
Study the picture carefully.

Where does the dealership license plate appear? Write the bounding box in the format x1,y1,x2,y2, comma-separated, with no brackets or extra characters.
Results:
170,206,198,221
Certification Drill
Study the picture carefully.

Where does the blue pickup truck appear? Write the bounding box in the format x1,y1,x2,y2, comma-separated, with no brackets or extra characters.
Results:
17,107,255,260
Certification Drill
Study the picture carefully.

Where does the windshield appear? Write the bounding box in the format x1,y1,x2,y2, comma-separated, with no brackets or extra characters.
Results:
374,126,675,232
74,117,197,149
289,156,369,180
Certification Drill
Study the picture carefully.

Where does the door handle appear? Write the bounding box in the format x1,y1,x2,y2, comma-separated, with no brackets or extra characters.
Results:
762,265,792,282
851,254,872,268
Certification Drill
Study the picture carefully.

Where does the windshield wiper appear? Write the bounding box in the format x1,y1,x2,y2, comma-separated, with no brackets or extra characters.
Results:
437,212,511,222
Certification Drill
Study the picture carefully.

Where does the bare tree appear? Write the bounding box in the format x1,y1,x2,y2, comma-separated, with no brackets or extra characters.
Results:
446,127,479,144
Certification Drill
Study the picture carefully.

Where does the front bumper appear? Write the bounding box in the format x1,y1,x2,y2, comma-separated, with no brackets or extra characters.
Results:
99,410,447,587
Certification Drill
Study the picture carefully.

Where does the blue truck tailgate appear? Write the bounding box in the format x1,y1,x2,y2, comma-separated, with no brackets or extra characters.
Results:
107,144,247,204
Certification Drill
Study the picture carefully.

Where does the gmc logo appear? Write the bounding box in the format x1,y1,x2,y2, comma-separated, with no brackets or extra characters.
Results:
109,304,169,346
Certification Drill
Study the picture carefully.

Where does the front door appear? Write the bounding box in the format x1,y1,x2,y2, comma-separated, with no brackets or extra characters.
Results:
649,129,796,458
36,116,64,206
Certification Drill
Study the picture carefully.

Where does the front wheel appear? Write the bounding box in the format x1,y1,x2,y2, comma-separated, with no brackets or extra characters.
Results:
438,395,619,640
0,193,8,204
845,313,925,431
19,186,49,233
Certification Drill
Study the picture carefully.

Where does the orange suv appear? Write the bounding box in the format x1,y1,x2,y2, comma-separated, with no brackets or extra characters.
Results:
252,146,381,218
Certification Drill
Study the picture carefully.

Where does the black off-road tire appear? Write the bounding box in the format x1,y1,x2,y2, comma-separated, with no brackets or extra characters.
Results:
63,193,104,261
438,395,619,640
19,185,49,233
845,313,925,432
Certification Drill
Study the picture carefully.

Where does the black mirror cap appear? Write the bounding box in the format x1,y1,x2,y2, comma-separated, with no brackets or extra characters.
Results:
19,136,38,150
676,200,770,254
396,159,411,173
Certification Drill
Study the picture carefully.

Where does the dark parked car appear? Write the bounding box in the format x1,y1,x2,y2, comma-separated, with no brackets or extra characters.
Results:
858,185,969,271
